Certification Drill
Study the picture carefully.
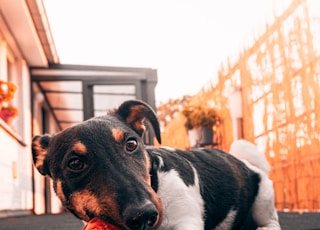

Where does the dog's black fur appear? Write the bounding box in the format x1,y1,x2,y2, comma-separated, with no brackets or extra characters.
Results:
32,100,280,230
148,147,260,229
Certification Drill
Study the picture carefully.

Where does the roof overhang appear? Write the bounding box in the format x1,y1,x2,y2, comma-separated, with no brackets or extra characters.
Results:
0,0,59,66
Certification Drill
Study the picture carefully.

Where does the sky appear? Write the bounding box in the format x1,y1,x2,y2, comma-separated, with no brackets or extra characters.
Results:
43,0,290,103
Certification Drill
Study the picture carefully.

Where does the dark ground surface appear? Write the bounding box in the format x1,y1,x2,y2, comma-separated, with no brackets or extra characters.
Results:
0,211,319,229
278,212,320,230
0,212,83,230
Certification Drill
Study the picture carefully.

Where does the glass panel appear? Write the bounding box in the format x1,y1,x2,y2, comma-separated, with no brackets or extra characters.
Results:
93,85,136,116
40,81,82,92
94,85,135,94
46,92,83,109
54,109,83,122
94,95,136,116
60,122,80,130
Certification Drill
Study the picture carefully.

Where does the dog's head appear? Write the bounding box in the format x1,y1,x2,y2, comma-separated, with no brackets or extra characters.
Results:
32,100,163,230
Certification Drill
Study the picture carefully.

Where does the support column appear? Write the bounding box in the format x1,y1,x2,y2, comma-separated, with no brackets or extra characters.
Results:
228,87,243,140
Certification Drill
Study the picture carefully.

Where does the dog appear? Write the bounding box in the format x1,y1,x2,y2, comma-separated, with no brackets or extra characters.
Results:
32,100,280,230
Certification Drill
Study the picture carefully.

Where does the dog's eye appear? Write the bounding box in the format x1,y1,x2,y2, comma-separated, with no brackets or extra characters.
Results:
68,158,85,171
125,138,138,152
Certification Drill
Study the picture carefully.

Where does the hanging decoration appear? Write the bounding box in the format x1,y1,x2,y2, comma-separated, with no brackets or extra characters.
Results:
0,80,18,125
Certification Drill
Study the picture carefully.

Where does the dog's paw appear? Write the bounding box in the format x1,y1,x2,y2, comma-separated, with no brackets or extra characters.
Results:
83,218,120,230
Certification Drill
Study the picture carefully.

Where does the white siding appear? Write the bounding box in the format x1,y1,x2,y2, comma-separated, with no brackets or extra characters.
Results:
0,128,33,211
0,58,33,212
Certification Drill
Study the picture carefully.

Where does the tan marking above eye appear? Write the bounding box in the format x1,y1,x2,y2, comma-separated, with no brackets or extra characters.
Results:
112,128,124,143
72,141,87,155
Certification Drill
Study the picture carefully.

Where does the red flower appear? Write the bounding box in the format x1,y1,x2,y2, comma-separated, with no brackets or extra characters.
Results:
0,105,18,124
0,80,17,102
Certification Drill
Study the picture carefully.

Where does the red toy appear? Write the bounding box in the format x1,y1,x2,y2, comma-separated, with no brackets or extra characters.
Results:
83,218,120,230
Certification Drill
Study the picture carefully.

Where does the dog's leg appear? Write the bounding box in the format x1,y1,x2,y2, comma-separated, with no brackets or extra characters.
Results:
156,167,205,230
230,140,281,229
251,168,281,230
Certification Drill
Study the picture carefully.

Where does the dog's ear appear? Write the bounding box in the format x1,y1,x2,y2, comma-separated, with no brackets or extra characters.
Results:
116,100,161,144
32,135,51,176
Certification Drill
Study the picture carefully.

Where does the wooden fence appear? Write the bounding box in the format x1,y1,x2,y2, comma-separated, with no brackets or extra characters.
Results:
160,0,320,211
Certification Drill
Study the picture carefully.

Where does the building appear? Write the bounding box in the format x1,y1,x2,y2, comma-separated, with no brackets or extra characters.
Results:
0,0,158,216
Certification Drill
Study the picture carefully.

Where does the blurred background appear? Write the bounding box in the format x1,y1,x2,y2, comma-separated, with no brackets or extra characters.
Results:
0,0,319,219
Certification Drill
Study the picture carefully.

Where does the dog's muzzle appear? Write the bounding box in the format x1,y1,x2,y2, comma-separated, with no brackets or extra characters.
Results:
124,202,159,230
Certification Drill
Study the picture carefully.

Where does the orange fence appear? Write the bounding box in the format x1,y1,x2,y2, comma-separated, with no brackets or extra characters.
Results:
160,0,320,211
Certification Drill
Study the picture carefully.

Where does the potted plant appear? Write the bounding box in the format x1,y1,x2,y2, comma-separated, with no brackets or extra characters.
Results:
0,105,18,125
0,80,18,124
0,80,17,106
182,104,221,147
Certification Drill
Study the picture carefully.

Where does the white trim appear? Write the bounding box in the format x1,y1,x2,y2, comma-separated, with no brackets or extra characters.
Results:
31,69,143,77
0,0,47,66
0,11,23,59
0,40,7,80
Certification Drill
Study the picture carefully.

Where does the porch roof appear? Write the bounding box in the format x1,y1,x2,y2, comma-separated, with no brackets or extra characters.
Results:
0,0,59,66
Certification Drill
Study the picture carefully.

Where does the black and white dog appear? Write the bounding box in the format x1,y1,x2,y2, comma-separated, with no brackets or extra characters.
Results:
32,100,280,229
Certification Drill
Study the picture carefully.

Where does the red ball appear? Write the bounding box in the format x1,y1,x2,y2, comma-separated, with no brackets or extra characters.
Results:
83,218,120,230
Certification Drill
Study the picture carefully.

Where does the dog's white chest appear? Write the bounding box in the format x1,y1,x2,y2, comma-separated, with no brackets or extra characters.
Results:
156,168,204,230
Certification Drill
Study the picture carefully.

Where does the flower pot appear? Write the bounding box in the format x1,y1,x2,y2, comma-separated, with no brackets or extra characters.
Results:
188,127,214,148
0,108,18,125
0,114,14,125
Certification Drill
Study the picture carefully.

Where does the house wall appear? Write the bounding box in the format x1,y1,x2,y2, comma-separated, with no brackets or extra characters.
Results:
0,16,61,215
0,128,33,211
0,66,63,215
0,52,33,214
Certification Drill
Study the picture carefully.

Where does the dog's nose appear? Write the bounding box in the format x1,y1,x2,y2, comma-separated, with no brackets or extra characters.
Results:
124,203,159,230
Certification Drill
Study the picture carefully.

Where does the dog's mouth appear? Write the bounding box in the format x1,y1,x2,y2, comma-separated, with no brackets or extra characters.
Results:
84,215,159,230
83,201,162,230
83,218,120,230
68,183,163,229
